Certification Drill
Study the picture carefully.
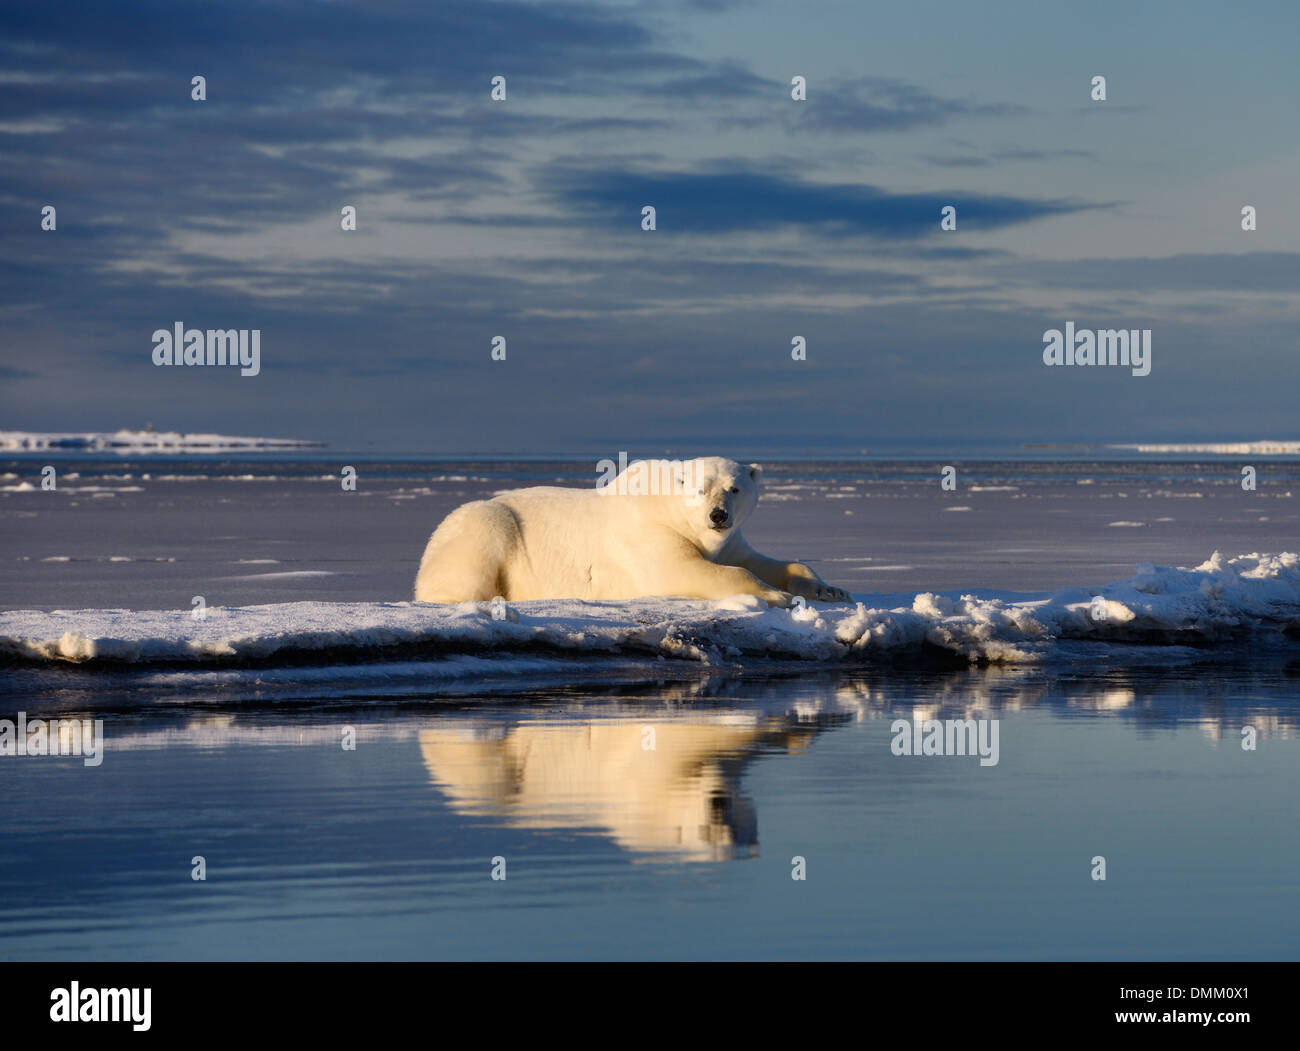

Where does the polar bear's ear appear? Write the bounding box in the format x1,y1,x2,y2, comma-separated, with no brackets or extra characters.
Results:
748,463,762,481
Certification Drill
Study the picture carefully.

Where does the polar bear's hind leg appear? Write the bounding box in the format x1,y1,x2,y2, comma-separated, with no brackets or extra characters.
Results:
414,501,519,603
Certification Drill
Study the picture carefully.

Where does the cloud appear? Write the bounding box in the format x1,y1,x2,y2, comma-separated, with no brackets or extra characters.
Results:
922,146,1095,168
790,76,1030,134
1,0,1293,451
0,1,662,97
651,63,776,101
996,252,1300,292
545,167,1096,238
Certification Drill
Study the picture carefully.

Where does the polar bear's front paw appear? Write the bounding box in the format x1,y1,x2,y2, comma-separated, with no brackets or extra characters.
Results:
798,581,850,603
786,565,851,603
761,589,795,608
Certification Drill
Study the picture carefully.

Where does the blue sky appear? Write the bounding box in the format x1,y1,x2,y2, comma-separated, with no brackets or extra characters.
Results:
1,0,1297,455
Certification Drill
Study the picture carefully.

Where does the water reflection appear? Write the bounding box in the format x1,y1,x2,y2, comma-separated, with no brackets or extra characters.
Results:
5,661,1298,871
418,714,842,862
5,660,1300,961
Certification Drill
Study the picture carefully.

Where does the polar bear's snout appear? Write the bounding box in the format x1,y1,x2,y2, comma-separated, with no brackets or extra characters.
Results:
709,506,730,528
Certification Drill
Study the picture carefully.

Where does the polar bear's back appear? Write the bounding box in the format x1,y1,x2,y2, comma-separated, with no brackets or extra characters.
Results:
416,483,660,601
490,485,639,598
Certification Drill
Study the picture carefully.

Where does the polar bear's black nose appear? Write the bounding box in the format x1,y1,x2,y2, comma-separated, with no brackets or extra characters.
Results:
710,507,728,526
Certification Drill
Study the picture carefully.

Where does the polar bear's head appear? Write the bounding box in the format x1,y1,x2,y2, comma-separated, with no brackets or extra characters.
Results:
676,456,761,549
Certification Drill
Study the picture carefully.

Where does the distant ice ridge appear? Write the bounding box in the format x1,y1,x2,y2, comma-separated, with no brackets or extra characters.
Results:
1,551,1297,668
0,429,323,451
1108,440,1300,454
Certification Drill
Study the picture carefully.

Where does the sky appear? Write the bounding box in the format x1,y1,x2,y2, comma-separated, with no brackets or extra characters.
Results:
1,0,1298,456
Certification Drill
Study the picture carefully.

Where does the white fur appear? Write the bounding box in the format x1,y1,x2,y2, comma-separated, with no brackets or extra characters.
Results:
413,456,850,606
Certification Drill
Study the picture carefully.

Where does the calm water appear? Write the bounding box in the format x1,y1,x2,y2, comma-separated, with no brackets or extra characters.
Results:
2,664,1297,960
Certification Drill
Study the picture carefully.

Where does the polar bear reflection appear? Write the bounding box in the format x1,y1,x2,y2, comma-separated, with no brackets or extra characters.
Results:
419,715,824,862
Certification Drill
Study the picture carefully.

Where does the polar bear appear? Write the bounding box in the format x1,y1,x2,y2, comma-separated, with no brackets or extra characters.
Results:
413,456,850,606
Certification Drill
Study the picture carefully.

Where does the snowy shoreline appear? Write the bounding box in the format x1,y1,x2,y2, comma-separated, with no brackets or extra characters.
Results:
2,551,1297,669
1107,441,1300,455
0,429,323,452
